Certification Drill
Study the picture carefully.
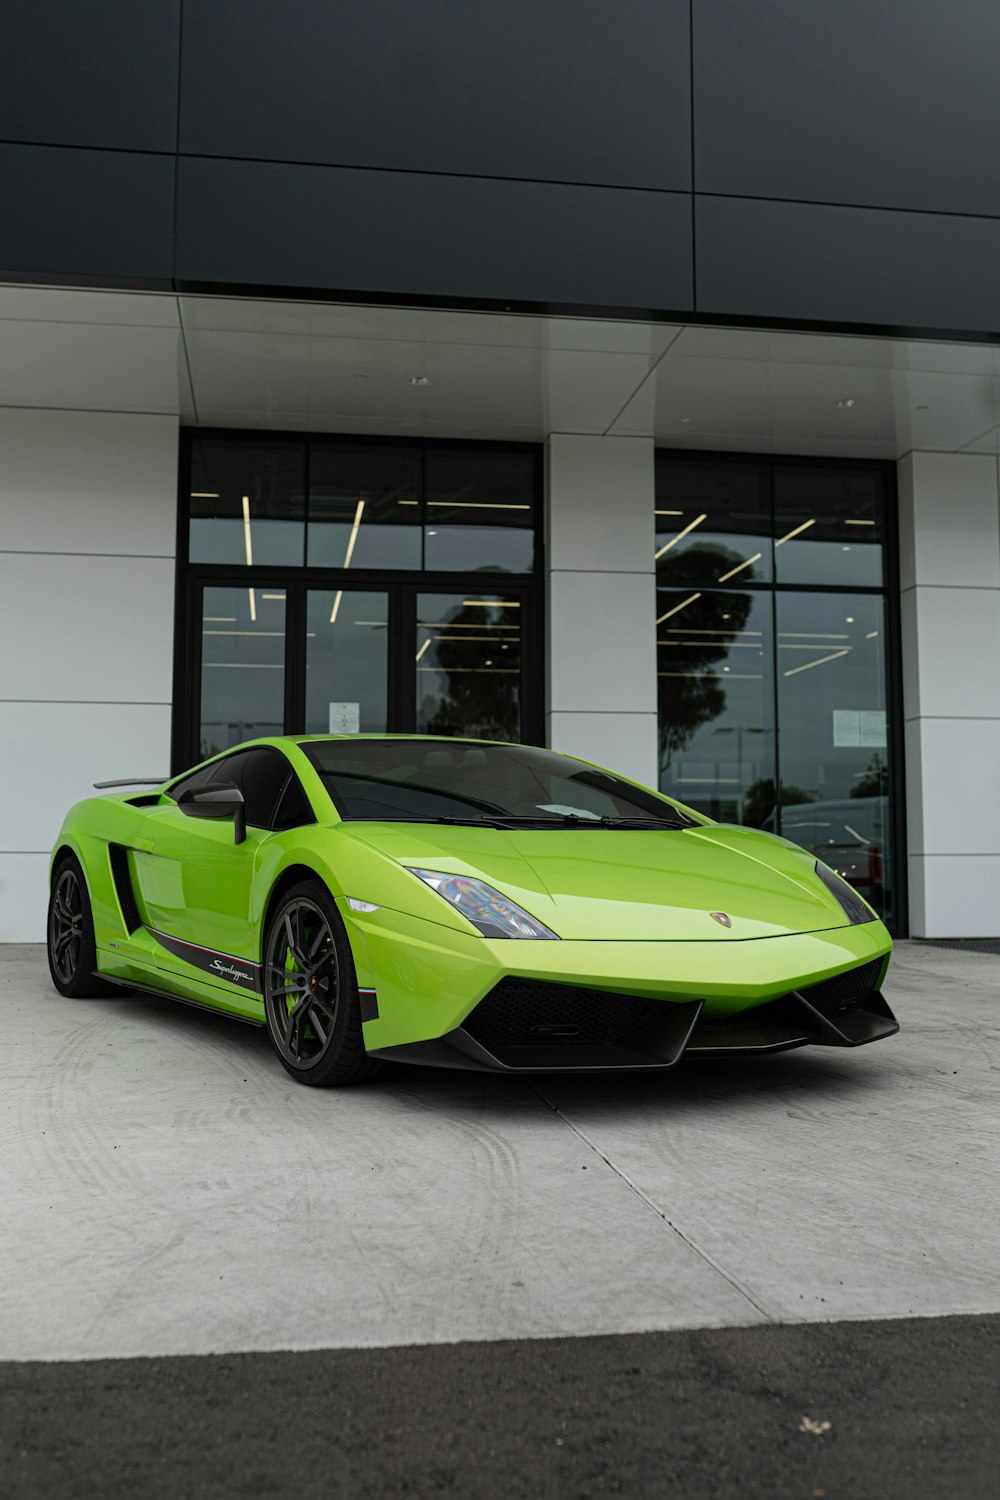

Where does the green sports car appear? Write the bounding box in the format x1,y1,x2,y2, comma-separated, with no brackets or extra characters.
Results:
47,735,898,1086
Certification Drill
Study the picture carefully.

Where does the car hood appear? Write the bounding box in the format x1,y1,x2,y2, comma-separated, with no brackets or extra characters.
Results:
342,821,851,940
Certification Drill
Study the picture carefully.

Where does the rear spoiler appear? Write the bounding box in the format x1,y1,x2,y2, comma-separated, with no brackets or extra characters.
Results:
93,778,168,789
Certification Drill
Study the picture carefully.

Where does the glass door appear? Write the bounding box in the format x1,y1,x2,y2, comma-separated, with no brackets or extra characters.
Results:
198,584,287,759
415,591,524,740
186,577,539,767
304,589,390,735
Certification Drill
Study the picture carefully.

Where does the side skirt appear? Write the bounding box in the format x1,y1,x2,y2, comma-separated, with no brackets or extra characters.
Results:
96,972,266,1028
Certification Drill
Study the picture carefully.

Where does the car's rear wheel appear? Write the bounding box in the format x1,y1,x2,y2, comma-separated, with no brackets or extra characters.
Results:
47,855,112,998
262,880,383,1087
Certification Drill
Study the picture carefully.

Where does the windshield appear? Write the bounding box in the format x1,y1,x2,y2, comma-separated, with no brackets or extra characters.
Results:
299,739,694,827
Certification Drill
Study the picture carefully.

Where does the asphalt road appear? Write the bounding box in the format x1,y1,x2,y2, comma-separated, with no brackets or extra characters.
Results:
3,1314,997,1499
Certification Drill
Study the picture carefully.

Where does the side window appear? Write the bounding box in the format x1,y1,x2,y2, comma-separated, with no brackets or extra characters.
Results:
169,748,304,831
273,773,315,831
166,759,226,802
236,748,295,830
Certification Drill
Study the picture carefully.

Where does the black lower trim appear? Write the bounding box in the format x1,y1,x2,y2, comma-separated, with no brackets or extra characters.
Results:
96,972,265,1026
147,927,262,993
371,999,705,1074
358,987,379,1022
371,986,899,1073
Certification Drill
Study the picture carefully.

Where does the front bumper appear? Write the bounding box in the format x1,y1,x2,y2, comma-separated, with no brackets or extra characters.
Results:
367,969,898,1073
348,904,896,1071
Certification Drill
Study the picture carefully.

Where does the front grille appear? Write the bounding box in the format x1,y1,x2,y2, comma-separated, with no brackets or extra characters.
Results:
464,978,658,1049
799,958,882,1019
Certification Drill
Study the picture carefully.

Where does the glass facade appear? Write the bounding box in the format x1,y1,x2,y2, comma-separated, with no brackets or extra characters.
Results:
200,585,286,757
188,435,535,574
416,593,523,740
179,432,542,765
656,453,899,929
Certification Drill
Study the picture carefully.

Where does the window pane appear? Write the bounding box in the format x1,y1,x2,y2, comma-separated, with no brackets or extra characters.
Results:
776,593,895,925
308,443,422,570
416,593,522,740
655,458,772,586
200,587,285,757
774,467,884,586
189,439,305,566
657,588,776,826
305,590,389,735
424,450,535,573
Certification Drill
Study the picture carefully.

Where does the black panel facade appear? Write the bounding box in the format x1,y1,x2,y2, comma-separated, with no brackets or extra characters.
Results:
176,158,694,312
3,1,1000,337
0,145,176,282
696,195,1000,335
693,0,1000,218
0,0,180,153
179,0,691,192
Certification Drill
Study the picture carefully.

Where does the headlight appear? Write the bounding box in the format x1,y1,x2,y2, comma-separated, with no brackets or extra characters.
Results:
815,861,875,925
407,868,559,940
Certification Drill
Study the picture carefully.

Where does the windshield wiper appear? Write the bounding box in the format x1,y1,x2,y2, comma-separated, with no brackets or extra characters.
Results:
349,814,534,829
346,813,691,830
542,814,691,830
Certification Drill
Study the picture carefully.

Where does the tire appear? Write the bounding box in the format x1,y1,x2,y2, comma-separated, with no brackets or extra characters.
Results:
47,854,113,998
262,879,384,1087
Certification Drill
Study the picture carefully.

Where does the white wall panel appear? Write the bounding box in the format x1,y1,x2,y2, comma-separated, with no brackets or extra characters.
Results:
546,434,656,571
0,703,172,852
897,452,1000,592
0,410,178,557
907,855,1000,939
0,854,51,944
548,711,659,786
0,407,178,941
900,585,1000,722
548,571,657,715
0,554,174,702
899,450,1000,936
908,718,1000,857
545,434,658,786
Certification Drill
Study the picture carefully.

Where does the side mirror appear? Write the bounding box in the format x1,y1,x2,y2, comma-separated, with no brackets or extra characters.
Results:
177,782,247,845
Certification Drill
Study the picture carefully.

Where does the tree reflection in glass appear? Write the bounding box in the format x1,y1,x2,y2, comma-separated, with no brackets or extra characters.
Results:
416,594,521,740
656,581,776,827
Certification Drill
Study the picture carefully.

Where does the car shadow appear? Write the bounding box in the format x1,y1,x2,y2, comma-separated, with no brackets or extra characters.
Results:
58,985,891,1116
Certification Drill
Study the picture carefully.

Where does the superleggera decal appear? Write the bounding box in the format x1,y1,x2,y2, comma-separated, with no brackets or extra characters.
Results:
147,927,262,994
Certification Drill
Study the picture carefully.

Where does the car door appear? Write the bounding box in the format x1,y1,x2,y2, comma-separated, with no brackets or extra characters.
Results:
132,748,294,993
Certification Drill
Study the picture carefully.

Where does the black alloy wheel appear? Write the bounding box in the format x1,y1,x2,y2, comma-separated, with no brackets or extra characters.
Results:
47,856,111,998
262,881,382,1087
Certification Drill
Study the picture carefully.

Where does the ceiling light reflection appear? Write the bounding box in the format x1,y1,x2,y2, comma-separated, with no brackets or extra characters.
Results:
775,518,816,546
342,499,365,569
783,649,851,677
717,552,762,583
656,592,701,624
655,512,707,559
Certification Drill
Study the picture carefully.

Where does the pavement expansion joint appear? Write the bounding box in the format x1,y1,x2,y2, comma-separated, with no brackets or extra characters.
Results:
528,1080,777,1325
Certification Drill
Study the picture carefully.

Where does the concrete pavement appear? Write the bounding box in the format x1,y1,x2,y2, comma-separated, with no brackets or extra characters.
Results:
2,941,998,1364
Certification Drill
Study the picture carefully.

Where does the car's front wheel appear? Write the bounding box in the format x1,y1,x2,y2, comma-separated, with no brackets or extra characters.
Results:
262,880,383,1087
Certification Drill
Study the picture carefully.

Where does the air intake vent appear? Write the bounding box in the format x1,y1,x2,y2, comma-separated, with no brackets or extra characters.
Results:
464,977,658,1049
108,844,142,934
799,958,882,1020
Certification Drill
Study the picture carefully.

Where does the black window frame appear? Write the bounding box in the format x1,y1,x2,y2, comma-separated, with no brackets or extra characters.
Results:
172,429,546,772
654,447,907,938
166,744,314,833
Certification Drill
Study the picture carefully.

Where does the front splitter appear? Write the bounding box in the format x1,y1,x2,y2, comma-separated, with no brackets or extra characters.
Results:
368,991,899,1073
